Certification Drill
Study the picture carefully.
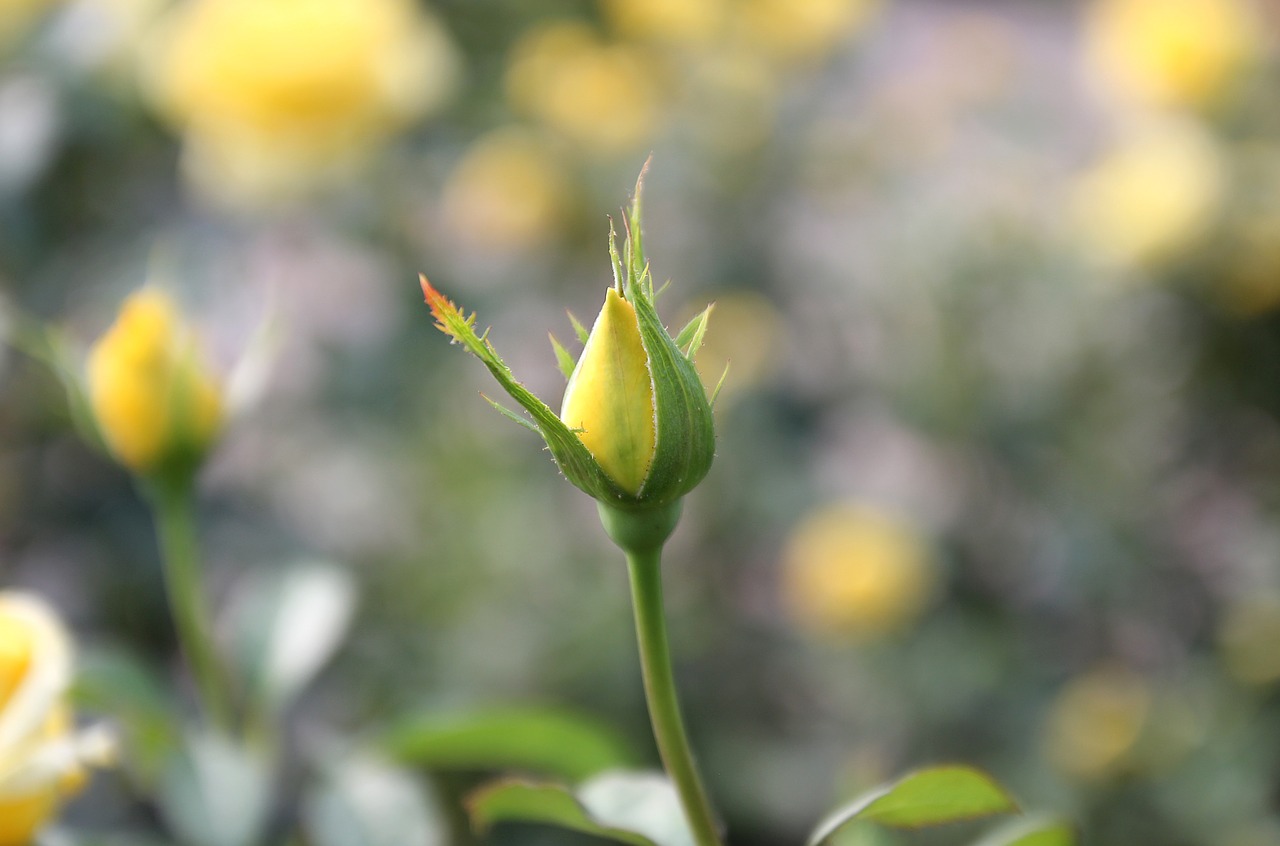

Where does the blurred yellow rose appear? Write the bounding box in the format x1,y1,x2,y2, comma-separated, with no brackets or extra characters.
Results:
1084,0,1257,109
1043,665,1150,781
0,593,112,846
1069,116,1224,270
141,0,457,205
87,288,223,477
737,0,881,63
506,22,662,155
781,502,934,640
600,0,726,44
0,0,60,47
441,129,573,252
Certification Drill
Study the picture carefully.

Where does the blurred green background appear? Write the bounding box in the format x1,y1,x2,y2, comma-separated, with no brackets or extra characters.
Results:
4,0,1280,844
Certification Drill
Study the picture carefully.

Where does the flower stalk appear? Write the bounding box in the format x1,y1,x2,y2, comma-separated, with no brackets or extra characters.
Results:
147,477,232,731
616,523,724,846
422,162,727,843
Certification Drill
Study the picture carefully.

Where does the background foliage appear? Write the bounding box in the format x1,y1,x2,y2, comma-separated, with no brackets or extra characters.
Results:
4,0,1280,844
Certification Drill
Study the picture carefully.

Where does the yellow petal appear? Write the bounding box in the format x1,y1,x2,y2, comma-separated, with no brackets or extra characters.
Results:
86,289,223,474
560,288,656,494
0,789,57,846
0,611,33,710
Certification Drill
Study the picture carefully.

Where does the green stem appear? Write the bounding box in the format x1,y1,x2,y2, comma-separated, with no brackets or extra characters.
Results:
150,480,231,729
625,546,724,846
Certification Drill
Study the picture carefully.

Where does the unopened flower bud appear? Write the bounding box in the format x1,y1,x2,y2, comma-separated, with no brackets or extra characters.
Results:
560,288,657,495
86,288,223,480
421,165,721,544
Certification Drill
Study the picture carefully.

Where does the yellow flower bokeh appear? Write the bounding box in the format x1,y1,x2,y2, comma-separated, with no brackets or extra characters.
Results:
0,593,112,846
87,288,223,476
1084,0,1257,109
782,502,934,640
1219,593,1280,686
441,129,573,252
141,0,457,205
1043,665,1150,781
0,0,60,47
1069,116,1224,270
736,0,881,63
600,0,726,45
506,22,662,155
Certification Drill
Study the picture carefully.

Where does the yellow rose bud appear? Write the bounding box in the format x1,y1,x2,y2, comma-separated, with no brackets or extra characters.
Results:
0,593,113,846
86,288,223,478
422,163,716,552
560,288,658,496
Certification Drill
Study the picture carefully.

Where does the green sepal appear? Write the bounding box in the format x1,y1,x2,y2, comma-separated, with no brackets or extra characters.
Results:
421,276,626,504
674,305,713,360
549,333,576,381
568,311,590,345
612,171,716,508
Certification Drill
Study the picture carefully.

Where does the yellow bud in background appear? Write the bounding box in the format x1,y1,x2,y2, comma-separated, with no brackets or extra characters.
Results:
561,288,657,495
0,593,113,846
1043,665,1150,781
782,503,934,640
87,288,223,477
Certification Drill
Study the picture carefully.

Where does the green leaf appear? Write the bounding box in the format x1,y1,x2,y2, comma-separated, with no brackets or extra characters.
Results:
467,771,694,846
224,561,356,716
156,732,271,846
73,647,179,786
970,816,1076,846
302,753,447,846
1,305,104,453
380,706,634,781
807,767,1018,846
468,780,657,846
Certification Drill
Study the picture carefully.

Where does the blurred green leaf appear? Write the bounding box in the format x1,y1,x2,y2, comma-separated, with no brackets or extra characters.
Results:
379,706,634,780
155,732,271,846
302,753,447,846
224,561,357,715
73,647,179,786
807,767,1018,845
970,816,1076,846
467,771,693,846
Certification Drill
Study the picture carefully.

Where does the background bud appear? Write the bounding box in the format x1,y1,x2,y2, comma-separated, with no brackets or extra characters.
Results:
86,289,223,478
